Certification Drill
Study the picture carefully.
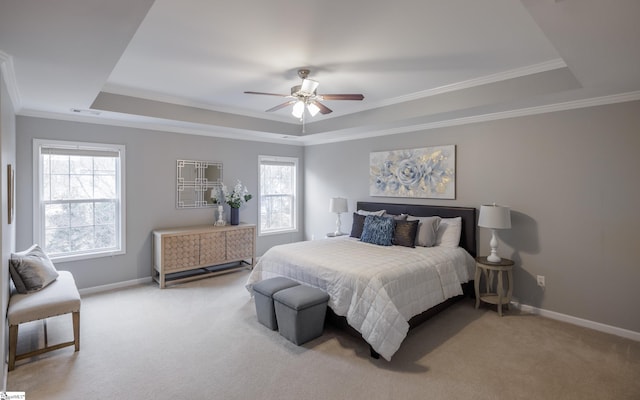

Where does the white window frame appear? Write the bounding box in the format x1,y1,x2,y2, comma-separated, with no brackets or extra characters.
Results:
258,155,298,236
33,139,126,262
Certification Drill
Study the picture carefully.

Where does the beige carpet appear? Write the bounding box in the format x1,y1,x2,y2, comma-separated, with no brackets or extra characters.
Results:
7,270,640,400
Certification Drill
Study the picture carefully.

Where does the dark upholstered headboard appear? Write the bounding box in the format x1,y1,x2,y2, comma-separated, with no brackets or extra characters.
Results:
356,201,477,257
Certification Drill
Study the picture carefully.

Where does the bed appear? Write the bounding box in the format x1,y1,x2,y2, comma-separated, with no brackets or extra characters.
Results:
246,202,477,361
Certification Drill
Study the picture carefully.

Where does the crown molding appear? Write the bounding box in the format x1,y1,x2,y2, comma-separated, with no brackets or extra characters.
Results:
301,90,640,145
0,50,22,112
371,58,568,109
100,85,294,124
18,108,304,146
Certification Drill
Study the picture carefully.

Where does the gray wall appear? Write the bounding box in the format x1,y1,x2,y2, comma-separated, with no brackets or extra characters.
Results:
15,117,304,289
12,100,640,337
304,101,640,334
1,66,16,388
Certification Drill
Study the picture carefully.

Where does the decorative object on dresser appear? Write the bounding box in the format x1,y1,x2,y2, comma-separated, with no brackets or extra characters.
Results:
214,204,226,226
478,203,511,262
369,145,456,199
211,180,252,225
152,224,255,288
329,197,348,236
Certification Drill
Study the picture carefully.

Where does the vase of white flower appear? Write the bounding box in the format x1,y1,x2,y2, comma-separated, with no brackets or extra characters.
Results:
213,180,252,225
230,207,239,225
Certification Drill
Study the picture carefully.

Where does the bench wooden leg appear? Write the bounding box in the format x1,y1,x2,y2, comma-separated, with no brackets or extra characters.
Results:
73,311,80,351
9,311,81,371
9,324,18,371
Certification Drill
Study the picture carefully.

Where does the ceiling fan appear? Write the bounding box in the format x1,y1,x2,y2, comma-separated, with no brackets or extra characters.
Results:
244,69,364,119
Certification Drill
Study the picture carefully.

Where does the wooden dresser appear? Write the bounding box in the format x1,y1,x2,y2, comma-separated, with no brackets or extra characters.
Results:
152,224,256,288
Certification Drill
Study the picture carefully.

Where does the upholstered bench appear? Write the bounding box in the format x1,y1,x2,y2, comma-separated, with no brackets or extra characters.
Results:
273,285,330,345
252,277,300,330
8,271,81,370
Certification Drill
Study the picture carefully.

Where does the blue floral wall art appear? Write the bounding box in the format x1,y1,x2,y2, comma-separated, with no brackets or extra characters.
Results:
369,145,456,199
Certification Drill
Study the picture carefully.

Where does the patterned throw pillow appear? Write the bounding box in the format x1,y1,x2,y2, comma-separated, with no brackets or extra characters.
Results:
393,219,419,248
360,215,395,246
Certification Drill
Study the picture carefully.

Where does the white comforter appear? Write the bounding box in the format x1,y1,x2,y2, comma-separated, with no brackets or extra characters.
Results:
246,237,475,361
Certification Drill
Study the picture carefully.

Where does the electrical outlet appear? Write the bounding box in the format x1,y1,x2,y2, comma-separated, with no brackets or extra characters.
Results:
537,275,546,287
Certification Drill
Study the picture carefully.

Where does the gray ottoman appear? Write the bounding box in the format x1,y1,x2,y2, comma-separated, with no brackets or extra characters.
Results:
273,285,330,345
253,277,300,330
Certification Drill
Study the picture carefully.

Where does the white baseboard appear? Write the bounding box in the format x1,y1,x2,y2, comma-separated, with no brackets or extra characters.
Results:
513,302,640,342
79,277,153,296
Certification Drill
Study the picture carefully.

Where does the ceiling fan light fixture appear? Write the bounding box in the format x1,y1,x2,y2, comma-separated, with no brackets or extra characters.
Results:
300,79,319,96
245,68,363,119
307,102,320,117
292,100,305,118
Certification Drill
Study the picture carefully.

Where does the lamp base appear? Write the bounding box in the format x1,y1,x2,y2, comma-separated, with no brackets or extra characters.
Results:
487,229,501,263
334,213,344,237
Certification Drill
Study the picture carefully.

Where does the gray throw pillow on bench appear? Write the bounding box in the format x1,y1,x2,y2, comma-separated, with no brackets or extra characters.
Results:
9,244,59,294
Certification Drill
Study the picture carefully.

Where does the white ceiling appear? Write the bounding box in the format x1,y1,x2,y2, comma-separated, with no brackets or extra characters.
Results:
1,0,639,145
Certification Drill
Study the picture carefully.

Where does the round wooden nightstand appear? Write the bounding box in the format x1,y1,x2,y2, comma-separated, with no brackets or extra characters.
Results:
474,256,514,316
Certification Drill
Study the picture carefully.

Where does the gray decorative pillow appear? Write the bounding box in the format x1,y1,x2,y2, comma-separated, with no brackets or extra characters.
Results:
407,216,441,247
9,245,59,294
350,213,367,238
360,215,395,246
385,213,408,221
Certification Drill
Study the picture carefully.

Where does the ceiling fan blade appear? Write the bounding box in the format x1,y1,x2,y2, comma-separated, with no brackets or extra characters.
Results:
265,100,297,112
311,100,333,114
319,94,364,101
244,91,290,97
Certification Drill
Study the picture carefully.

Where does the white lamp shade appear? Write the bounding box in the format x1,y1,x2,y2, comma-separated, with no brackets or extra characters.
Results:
300,78,319,95
307,102,320,117
478,204,511,229
329,197,348,213
292,100,305,118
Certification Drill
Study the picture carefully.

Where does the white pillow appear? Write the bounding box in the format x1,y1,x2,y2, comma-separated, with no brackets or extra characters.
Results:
435,217,462,248
357,209,386,216
406,216,441,247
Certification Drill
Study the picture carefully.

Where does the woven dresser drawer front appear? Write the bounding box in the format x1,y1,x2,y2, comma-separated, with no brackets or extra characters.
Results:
226,227,254,260
199,231,227,265
162,234,200,271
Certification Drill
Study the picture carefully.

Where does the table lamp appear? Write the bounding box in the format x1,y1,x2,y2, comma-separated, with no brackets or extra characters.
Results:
478,203,511,262
329,197,348,236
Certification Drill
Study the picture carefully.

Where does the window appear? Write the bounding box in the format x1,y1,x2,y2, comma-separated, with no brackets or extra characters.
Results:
33,139,125,261
259,155,298,235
